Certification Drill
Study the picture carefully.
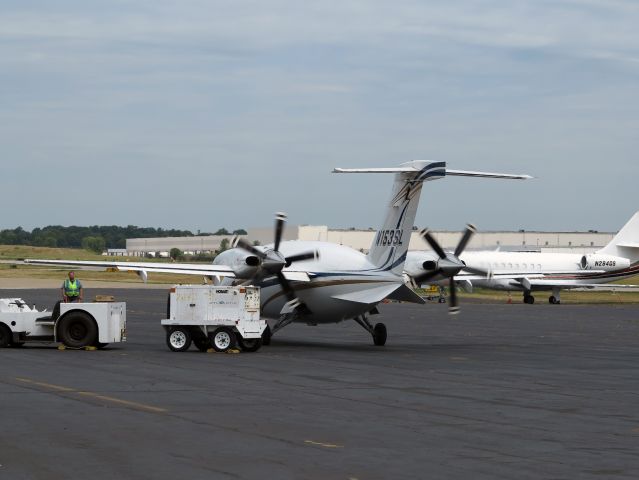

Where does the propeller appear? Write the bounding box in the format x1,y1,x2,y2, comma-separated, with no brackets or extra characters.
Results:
232,212,318,314
413,224,491,315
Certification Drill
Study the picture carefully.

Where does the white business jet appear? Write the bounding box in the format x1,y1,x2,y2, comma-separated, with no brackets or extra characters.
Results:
27,161,530,345
405,211,639,306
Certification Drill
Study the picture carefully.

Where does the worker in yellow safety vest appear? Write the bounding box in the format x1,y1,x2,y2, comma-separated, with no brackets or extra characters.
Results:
61,271,84,303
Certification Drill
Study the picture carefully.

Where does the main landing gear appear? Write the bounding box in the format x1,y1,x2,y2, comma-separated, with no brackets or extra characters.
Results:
354,315,387,346
549,287,561,304
523,289,562,305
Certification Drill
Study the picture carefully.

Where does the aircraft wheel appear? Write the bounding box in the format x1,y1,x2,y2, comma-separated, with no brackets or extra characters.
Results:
238,337,262,352
57,312,98,348
167,327,192,352
549,296,560,304
523,294,535,305
193,336,211,352
210,327,236,352
262,325,272,346
373,323,387,346
0,324,11,348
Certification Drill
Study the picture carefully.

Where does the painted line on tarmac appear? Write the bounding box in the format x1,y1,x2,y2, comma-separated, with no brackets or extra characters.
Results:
304,440,343,449
15,377,167,414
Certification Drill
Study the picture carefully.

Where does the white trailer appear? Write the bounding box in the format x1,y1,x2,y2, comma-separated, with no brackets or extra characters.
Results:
0,298,127,349
162,285,266,353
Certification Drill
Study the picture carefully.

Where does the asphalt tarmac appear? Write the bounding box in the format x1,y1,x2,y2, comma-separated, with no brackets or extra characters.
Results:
1,288,638,479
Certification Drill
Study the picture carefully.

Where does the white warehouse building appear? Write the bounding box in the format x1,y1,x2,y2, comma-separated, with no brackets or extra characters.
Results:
122,226,614,257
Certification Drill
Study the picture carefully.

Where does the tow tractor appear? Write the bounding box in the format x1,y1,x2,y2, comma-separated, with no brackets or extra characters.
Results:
0,298,127,349
162,285,267,353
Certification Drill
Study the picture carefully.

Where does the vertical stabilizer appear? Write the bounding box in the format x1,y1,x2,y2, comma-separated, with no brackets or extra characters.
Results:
597,211,639,263
366,161,445,274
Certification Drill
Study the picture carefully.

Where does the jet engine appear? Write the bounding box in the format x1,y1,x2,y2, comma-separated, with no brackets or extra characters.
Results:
580,254,629,271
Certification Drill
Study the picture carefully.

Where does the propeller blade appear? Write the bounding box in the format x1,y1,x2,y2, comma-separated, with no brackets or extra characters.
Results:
454,224,477,257
276,271,297,302
285,250,318,266
276,271,312,314
420,229,447,260
461,265,492,278
273,212,287,252
233,236,267,259
448,277,460,315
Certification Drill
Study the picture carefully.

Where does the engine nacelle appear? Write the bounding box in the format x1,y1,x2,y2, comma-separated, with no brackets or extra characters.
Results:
580,254,629,271
214,249,263,279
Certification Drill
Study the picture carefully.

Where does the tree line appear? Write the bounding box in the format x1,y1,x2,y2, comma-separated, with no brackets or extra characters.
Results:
0,225,248,252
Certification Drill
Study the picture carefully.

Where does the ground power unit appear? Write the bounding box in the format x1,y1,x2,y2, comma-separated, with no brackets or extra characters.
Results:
162,285,267,352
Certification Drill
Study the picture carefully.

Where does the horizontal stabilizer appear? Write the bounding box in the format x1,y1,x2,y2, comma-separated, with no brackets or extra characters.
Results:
385,283,426,304
616,242,639,248
334,165,531,180
332,283,424,305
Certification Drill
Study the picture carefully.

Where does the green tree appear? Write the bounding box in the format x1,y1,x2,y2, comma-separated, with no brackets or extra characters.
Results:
170,248,183,260
219,238,230,252
81,236,106,254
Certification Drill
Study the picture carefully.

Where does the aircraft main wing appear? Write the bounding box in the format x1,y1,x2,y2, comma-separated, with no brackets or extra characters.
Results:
24,259,236,278
23,259,313,283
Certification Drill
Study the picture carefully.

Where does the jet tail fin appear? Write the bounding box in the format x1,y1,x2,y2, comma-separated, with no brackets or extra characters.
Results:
598,211,639,262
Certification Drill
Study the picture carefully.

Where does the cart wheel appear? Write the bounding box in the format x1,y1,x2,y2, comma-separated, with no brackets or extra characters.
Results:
193,336,211,352
209,327,236,352
237,337,262,352
0,324,11,348
167,327,192,352
373,323,387,346
57,312,98,348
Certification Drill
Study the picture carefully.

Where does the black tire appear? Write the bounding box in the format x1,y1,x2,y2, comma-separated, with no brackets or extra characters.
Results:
193,336,211,352
524,295,535,305
166,327,192,352
57,312,98,348
237,337,262,352
261,325,272,346
96,343,109,349
209,327,236,352
373,323,387,346
0,324,11,348
549,296,560,305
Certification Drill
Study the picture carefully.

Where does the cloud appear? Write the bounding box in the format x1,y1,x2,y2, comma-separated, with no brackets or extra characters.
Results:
0,0,638,231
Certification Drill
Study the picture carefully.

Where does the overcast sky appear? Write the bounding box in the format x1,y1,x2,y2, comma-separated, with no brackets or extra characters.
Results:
2,0,638,233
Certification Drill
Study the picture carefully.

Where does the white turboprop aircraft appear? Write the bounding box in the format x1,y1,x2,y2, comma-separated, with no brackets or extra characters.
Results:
404,211,639,307
27,161,530,345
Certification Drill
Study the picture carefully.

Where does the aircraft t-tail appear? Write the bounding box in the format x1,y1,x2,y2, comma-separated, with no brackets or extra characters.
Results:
26,161,531,345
